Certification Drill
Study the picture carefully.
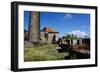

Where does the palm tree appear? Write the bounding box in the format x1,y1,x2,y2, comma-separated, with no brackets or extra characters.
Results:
28,12,40,43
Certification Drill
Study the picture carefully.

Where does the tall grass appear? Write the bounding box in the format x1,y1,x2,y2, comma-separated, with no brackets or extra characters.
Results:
24,44,68,62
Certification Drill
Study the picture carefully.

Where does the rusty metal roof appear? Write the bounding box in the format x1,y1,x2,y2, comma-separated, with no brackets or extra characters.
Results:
42,27,59,33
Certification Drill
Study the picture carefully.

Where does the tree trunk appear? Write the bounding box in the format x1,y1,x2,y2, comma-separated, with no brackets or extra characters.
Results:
28,12,40,43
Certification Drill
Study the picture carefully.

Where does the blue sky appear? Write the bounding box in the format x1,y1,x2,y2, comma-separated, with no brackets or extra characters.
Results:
24,11,90,37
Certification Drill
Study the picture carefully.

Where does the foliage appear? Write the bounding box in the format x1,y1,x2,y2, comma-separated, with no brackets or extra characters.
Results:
62,34,77,40
24,44,68,61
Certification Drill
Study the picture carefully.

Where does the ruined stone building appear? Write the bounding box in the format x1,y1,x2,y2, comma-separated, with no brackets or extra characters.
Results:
40,27,59,44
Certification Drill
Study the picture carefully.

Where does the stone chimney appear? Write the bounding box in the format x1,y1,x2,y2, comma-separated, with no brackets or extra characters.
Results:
28,12,40,43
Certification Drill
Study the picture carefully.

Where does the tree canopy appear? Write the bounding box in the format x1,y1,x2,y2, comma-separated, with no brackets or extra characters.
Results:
62,34,77,40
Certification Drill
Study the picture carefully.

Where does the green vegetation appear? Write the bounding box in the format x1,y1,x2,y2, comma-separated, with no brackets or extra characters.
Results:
62,34,77,40
24,44,69,62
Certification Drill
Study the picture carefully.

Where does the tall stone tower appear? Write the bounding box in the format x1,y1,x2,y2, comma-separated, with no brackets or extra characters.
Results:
28,12,40,43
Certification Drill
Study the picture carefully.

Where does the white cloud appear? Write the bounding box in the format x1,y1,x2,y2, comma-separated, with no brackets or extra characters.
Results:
64,13,72,20
68,30,88,38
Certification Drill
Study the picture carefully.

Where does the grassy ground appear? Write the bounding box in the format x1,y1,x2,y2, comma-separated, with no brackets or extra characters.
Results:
24,44,69,62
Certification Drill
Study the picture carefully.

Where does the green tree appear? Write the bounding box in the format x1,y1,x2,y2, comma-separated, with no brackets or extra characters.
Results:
62,34,77,40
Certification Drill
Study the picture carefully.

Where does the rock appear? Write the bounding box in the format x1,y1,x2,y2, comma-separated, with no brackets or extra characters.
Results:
24,41,34,48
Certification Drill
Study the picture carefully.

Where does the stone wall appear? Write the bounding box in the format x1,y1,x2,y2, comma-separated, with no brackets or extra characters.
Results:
40,32,59,44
